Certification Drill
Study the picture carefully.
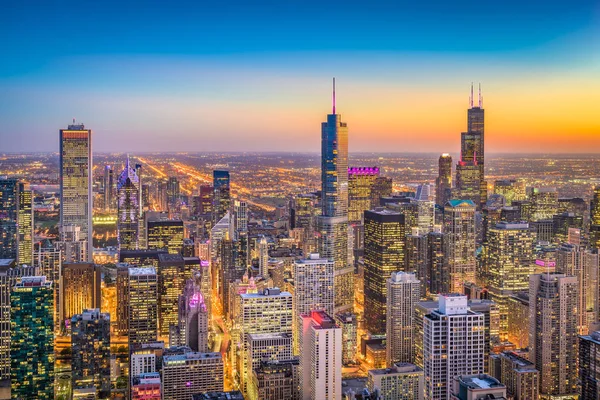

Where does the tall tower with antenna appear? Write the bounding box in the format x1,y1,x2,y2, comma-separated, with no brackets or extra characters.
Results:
317,78,353,312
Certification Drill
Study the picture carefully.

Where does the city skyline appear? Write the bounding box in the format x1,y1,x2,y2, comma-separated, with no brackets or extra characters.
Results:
1,1,599,153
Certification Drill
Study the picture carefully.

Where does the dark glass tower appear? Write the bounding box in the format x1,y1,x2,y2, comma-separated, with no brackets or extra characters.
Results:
213,170,231,225
436,154,452,206
117,157,140,251
0,179,18,259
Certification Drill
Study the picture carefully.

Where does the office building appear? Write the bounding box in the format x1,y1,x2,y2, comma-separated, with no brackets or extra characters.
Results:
293,254,334,352
0,180,18,260
348,166,382,224
10,276,54,399
579,330,600,400
162,351,224,400
428,230,447,294
493,180,526,206
213,170,231,225
103,165,115,211
118,156,141,251
529,273,579,398
364,209,406,335
60,262,101,330
128,267,158,346
591,186,600,250
55,224,88,263
253,358,300,400
0,262,37,381
300,310,342,400
170,278,208,352
60,122,93,260
258,236,269,277
319,81,352,313
246,332,293,398
450,374,507,400
423,294,485,399
489,351,539,400
335,312,357,365
157,253,190,339
485,222,535,341
368,362,424,400
17,182,33,265
131,372,161,400
529,187,559,221
557,243,599,335
406,229,429,297
443,200,476,293
436,154,453,206
166,177,180,210
386,272,420,366
71,309,111,397
147,218,184,254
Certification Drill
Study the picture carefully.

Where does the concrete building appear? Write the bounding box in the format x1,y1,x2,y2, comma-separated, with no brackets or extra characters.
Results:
60,262,101,329
450,374,507,400
386,272,420,366
162,351,224,400
300,310,342,400
443,200,476,293
128,267,158,346
489,351,539,400
367,362,424,400
579,330,600,400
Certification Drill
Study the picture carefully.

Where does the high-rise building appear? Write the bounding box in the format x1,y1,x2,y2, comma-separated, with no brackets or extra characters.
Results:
367,362,424,400
428,230,447,294
118,157,141,251
55,224,88,263
493,180,526,206
489,351,539,400
197,185,214,216
334,312,357,366
258,236,269,277
213,170,231,225
71,309,111,397
449,374,506,400
169,278,208,352
529,273,579,398
17,182,33,265
436,154,453,206
590,186,600,250
529,187,559,221
0,179,18,260
443,200,476,293
252,358,300,400
348,166,381,224
10,276,54,399
166,177,180,210
0,262,37,382
128,267,158,346
557,243,599,335
147,218,184,254
60,122,93,260
34,246,62,330
162,352,224,400
579,330,600,400
485,222,535,341
131,372,162,400
319,79,352,313
103,165,115,211
300,310,342,400
293,254,334,353
157,253,189,339
386,272,420,367
364,209,405,335
246,332,293,399
423,294,485,400
60,262,101,330
406,229,429,297
236,288,293,393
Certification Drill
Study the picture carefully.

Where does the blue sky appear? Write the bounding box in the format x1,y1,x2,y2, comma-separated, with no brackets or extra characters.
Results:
1,0,599,152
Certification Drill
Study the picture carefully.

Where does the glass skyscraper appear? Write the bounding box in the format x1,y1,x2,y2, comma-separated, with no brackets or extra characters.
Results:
213,170,231,225
60,122,93,260
117,156,141,251
10,276,54,400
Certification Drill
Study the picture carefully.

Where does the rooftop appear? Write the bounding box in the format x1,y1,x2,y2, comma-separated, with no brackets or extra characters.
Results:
459,374,505,390
128,266,156,276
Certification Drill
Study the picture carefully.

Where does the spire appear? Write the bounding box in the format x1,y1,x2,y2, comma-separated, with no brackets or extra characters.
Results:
478,83,482,108
332,77,336,114
470,82,474,108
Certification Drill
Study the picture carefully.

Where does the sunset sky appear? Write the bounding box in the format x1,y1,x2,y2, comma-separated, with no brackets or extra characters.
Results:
1,1,599,153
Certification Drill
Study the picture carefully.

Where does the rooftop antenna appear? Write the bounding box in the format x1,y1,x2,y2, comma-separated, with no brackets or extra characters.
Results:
470,82,473,108
478,83,482,108
333,77,336,114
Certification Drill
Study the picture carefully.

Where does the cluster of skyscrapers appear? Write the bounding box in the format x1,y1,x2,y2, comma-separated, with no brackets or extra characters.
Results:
2,81,600,400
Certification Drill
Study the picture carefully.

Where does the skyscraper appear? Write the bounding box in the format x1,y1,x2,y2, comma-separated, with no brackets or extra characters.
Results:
293,254,334,353
300,310,342,400
590,186,600,250
10,276,54,400
157,253,189,339
0,262,37,382
60,122,93,260
579,330,600,400
147,218,184,254
423,294,485,400
17,182,33,265
485,222,535,341
436,154,452,206
128,267,158,346
162,352,224,400
258,236,269,277
443,200,477,292
367,362,424,400
103,165,115,211
529,273,579,398
169,278,208,352
348,166,381,224
319,79,353,312
364,209,406,335
60,262,101,329
71,309,111,397
118,156,141,251
0,179,18,260
166,177,180,210
386,272,420,367
489,351,539,400
213,170,231,225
